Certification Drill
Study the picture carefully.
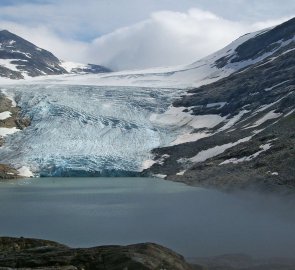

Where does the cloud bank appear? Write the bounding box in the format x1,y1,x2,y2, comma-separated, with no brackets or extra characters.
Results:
86,9,293,70
0,1,293,70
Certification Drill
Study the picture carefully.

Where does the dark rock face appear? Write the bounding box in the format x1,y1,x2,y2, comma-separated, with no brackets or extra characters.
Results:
0,237,194,270
215,17,295,68
0,65,22,79
0,30,67,78
146,17,295,192
0,164,19,179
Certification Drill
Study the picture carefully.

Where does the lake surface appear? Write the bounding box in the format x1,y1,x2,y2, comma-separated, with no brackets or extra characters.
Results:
1,177,295,258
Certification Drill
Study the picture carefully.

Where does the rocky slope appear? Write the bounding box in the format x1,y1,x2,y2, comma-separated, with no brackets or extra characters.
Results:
0,30,111,79
0,237,194,270
0,92,30,179
146,17,295,192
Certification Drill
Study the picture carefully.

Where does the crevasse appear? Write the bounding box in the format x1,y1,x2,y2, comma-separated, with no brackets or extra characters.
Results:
0,84,185,176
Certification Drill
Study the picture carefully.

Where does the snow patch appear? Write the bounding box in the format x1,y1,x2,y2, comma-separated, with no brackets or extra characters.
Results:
141,159,156,170
17,166,33,178
284,109,295,117
60,61,88,73
254,92,292,114
170,132,210,146
220,110,249,131
220,143,271,165
190,114,226,129
0,111,12,120
150,106,225,129
246,110,282,129
206,102,227,108
264,80,291,91
185,136,253,164
1,89,17,107
0,127,20,137
11,50,31,58
153,174,167,179
0,59,20,72
176,170,186,176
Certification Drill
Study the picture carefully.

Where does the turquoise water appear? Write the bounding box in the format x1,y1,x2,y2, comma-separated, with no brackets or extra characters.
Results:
1,177,295,258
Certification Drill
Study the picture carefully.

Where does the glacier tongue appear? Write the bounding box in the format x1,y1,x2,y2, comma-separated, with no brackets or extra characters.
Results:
0,85,185,176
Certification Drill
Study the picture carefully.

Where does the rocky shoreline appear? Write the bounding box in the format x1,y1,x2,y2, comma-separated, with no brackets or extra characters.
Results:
0,237,194,270
1,237,295,269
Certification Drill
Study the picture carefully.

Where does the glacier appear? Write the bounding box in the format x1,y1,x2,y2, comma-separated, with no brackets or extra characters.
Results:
0,84,186,176
1,24,292,177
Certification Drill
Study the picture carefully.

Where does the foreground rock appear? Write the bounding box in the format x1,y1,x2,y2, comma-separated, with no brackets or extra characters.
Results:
0,237,194,270
1,237,295,270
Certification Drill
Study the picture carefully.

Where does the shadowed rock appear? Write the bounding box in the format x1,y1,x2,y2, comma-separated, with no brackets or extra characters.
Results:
0,237,194,270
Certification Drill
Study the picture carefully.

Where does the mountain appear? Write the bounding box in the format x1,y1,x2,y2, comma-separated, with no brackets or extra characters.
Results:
39,21,292,88
0,30,111,79
0,18,294,191
146,17,295,192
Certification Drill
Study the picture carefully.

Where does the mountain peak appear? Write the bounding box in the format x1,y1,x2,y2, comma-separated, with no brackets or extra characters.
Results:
0,30,111,79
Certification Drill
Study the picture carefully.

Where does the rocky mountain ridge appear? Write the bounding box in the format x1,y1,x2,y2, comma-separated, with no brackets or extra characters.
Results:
146,17,295,192
0,30,111,79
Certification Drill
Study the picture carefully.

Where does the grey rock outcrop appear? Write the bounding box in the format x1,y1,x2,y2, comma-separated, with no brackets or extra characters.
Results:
0,237,194,270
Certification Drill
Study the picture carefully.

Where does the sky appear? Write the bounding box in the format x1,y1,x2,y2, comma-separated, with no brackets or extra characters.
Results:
0,0,294,70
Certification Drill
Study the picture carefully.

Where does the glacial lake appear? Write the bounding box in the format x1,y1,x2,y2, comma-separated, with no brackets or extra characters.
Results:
1,177,295,258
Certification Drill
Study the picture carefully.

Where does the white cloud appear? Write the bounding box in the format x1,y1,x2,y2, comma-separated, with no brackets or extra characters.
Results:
86,9,291,70
0,3,293,70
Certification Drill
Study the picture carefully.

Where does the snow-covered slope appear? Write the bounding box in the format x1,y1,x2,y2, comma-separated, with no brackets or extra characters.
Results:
146,17,295,191
0,30,67,79
22,24,292,88
0,20,292,88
